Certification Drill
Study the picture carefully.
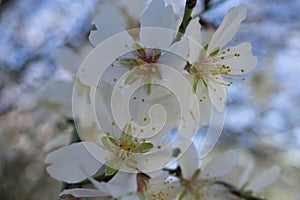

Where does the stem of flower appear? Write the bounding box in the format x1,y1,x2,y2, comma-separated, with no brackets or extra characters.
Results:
215,181,266,200
173,0,197,43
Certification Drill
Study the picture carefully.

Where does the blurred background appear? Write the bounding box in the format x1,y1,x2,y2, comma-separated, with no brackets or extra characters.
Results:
0,0,299,199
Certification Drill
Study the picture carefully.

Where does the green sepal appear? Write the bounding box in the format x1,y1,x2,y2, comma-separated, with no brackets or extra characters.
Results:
101,137,116,151
119,58,139,67
154,68,162,79
209,47,220,57
136,142,154,153
202,80,208,89
146,83,151,94
137,191,146,200
105,165,118,176
125,158,138,169
203,44,208,51
121,123,133,141
179,190,188,200
152,49,162,62
193,76,200,93
192,168,201,179
125,73,139,85
133,43,146,58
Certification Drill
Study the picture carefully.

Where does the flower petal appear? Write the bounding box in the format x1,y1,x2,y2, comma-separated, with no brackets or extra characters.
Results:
135,146,172,173
207,4,247,53
139,27,175,50
45,142,102,183
118,0,146,20
177,141,199,179
60,188,109,198
141,0,176,30
80,30,135,87
247,165,281,193
140,0,176,49
90,171,137,198
216,42,257,75
198,107,226,158
201,149,239,178
89,3,126,46
206,75,226,112
158,36,189,71
186,17,202,64
196,82,212,125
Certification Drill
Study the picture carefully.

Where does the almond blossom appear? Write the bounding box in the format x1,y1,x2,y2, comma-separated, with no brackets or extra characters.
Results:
88,0,188,94
176,142,240,200
182,5,258,124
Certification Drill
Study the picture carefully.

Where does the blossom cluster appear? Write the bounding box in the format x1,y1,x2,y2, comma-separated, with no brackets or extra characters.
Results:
45,0,280,199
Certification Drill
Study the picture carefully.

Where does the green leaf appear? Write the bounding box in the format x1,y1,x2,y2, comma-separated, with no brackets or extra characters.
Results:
125,73,139,85
136,142,154,153
209,47,220,57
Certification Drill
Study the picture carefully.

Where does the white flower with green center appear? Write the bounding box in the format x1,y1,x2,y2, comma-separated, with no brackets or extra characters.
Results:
121,171,180,200
100,123,156,175
183,5,258,124
89,0,188,94
177,142,240,200
237,159,280,194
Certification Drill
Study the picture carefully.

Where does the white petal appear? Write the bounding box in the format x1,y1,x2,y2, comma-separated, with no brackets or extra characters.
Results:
95,81,116,133
216,42,257,75
201,149,239,178
141,0,176,30
177,142,199,179
198,107,226,158
121,194,140,200
196,83,212,125
90,171,137,197
89,3,126,46
80,31,134,86
118,0,146,20
45,142,102,183
238,157,254,188
207,4,247,53
158,36,189,71
186,17,202,63
60,188,109,198
139,27,174,50
247,165,281,193
135,147,172,173
206,76,226,112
